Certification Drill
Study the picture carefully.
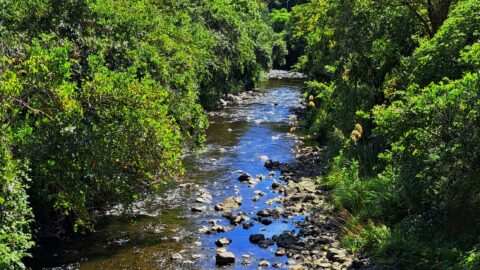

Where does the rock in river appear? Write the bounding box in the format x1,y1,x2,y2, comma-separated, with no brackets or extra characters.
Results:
261,218,273,225
216,250,235,266
276,231,298,249
275,248,286,257
257,209,272,217
214,196,242,211
259,260,271,267
191,205,207,212
249,234,265,244
238,173,253,182
171,253,183,261
265,159,280,169
195,192,212,203
243,221,254,229
258,238,275,248
215,237,232,247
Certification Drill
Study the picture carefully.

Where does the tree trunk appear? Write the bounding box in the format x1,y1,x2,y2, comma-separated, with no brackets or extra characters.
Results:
427,0,453,34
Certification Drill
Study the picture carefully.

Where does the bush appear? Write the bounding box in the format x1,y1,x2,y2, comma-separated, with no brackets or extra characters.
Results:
0,0,277,267
409,0,480,87
374,72,480,232
0,132,33,269
297,0,480,268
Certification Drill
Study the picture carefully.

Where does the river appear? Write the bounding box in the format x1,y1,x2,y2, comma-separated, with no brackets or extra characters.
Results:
33,79,307,270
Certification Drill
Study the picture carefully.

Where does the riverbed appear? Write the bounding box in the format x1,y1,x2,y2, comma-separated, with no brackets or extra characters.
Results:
33,79,307,270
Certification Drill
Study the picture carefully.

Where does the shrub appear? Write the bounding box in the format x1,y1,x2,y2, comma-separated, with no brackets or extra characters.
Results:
374,72,480,232
0,132,33,269
0,1,277,267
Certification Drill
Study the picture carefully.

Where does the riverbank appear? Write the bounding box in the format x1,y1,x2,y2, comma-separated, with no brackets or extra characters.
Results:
259,145,371,270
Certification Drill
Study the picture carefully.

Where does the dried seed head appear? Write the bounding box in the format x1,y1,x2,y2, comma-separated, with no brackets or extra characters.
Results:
354,124,363,134
333,128,344,139
351,130,362,140
308,101,315,108
309,95,314,101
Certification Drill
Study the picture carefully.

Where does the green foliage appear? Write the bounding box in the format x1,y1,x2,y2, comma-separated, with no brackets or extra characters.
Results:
408,0,480,87
0,126,33,269
461,245,480,270
270,8,291,32
325,153,400,223
264,0,307,10
199,0,276,107
0,0,276,267
303,81,334,140
374,72,480,232
297,0,480,268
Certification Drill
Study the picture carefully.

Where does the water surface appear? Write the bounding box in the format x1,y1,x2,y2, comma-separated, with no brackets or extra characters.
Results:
34,79,305,270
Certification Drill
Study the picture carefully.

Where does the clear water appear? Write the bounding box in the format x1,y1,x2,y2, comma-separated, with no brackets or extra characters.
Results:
32,79,306,270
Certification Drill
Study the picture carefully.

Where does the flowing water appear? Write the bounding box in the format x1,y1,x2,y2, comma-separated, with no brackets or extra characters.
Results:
33,79,306,270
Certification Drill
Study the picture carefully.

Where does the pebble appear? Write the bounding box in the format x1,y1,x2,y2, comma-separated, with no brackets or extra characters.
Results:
259,260,271,267
171,253,183,260
191,205,207,212
215,237,232,247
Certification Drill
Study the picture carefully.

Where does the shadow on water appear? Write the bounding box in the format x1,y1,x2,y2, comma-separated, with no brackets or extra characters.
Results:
32,79,306,270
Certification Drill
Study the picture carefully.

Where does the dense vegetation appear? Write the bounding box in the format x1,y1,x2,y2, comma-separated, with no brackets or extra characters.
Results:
265,0,307,68
292,0,480,269
2,0,479,268
0,0,279,268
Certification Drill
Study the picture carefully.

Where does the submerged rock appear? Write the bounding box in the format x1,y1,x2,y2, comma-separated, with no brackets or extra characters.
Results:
272,262,283,268
261,218,273,225
254,190,266,197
